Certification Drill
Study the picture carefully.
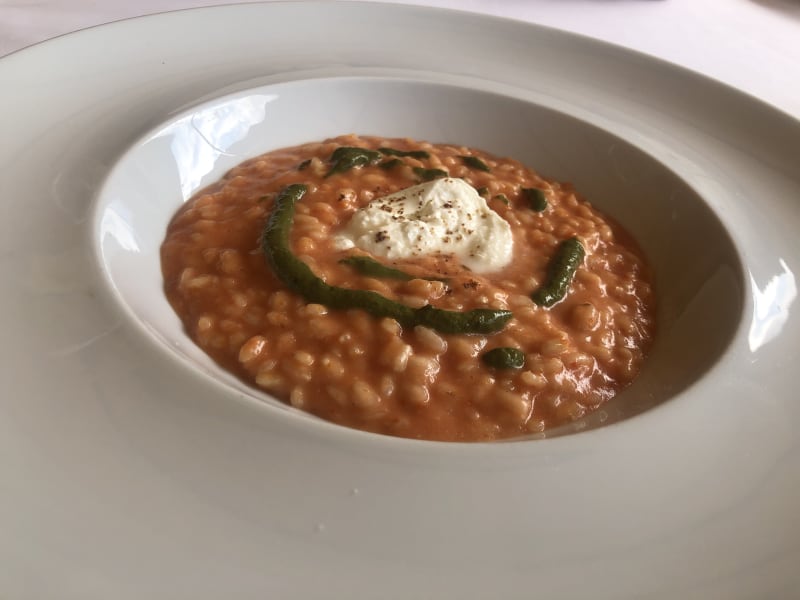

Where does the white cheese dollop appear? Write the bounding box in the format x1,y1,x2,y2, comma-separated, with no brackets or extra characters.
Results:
335,178,513,273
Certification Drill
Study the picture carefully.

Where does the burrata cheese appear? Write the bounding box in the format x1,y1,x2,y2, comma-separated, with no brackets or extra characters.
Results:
335,178,513,273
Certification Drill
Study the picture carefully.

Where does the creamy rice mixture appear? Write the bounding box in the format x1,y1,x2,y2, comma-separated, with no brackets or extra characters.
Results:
161,134,655,441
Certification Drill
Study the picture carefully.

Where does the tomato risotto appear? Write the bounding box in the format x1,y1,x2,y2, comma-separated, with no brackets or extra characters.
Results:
161,134,655,441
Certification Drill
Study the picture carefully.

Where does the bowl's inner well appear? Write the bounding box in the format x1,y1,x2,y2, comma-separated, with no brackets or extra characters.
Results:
93,77,744,438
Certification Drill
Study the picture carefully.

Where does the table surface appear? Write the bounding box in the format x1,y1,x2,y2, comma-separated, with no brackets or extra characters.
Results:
2,0,800,120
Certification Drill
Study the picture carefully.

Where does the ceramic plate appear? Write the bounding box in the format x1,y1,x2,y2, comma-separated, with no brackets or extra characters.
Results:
1,3,799,598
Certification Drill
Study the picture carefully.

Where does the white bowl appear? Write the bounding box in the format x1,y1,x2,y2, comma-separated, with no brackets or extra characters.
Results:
92,76,744,438
7,3,800,596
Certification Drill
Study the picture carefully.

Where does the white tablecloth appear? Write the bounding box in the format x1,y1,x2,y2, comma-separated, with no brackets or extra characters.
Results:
2,0,800,119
